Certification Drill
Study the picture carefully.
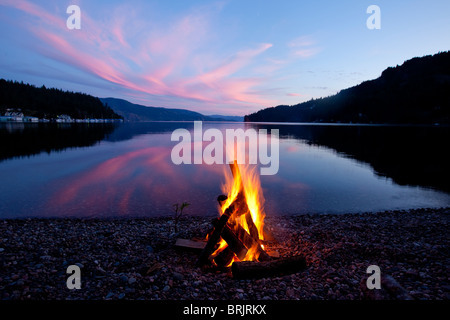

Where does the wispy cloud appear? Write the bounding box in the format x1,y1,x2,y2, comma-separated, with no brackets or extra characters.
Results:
0,0,64,28
288,35,321,59
0,0,281,113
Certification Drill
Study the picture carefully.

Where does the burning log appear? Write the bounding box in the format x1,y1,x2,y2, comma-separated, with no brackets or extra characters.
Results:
197,161,271,268
196,209,232,267
231,255,307,280
196,161,309,278
212,219,248,261
227,220,271,262
245,213,260,242
213,247,235,268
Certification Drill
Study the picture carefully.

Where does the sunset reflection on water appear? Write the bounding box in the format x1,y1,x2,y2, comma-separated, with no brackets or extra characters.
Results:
0,122,449,218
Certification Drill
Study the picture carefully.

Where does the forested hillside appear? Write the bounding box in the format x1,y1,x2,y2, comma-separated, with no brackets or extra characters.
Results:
0,79,122,120
245,51,450,124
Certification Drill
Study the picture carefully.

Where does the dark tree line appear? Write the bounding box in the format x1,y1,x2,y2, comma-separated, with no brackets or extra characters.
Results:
245,51,450,124
0,79,122,120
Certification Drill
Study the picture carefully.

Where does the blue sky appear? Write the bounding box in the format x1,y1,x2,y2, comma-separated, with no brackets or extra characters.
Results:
0,0,449,115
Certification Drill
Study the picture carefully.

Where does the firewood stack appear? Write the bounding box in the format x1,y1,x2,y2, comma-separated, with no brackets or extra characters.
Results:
196,161,307,279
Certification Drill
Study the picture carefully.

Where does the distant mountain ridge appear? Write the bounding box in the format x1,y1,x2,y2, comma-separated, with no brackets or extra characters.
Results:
245,51,450,124
100,97,242,122
0,79,243,123
100,98,209,122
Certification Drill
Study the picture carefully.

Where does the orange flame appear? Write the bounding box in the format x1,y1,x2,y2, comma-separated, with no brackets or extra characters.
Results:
212,162,266,264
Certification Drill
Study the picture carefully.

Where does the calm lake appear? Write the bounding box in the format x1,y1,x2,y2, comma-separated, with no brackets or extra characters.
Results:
0,122,448,218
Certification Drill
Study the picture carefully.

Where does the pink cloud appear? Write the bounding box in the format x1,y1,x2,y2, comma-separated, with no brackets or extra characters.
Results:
287,93,303,97
1,0,283,112
33,29,140,93
111,20,129,48
198,43,273,84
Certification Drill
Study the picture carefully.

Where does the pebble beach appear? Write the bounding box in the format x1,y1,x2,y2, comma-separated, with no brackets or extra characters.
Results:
0,207,448,300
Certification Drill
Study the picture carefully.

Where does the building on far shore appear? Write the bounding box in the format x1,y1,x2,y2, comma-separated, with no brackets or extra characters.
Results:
4,109,24,121
56,114,72,123
24,116,39,122
1,109,123,123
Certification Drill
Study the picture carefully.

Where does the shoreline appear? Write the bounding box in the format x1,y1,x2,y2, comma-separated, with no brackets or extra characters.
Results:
0,207,448,300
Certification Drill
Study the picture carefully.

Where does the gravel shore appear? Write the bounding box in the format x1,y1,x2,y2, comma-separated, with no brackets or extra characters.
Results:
0,207,448,300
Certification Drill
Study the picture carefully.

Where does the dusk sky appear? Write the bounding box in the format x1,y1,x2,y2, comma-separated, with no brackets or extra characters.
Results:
0,0,449,116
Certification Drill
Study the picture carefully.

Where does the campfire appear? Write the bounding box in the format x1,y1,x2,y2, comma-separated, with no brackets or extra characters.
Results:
194,161,307,279
196,161,270,268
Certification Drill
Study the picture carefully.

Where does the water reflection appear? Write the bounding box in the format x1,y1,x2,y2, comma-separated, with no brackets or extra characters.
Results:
0,122,448,218
46,141,226,217
104,122,195,142
248,123,450,193
0,122,117,161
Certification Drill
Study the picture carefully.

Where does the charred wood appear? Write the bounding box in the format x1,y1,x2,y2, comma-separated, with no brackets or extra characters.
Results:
212,219,248,260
